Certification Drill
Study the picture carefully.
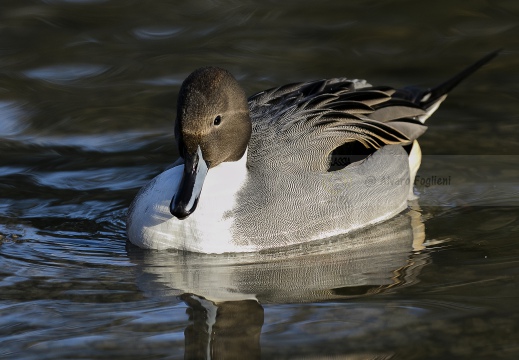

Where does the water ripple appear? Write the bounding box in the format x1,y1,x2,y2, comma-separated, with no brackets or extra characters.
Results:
33,168,152,191
22,64,110,84
132,26,183,40
0,101,30,137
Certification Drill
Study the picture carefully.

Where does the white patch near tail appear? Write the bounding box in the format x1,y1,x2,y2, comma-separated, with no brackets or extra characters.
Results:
418,94,447,123
408,140,422,200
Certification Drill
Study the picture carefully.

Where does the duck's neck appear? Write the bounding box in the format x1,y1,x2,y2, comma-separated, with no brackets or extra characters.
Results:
196,148,249,211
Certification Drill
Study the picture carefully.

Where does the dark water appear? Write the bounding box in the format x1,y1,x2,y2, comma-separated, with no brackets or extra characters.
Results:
1,1,519,359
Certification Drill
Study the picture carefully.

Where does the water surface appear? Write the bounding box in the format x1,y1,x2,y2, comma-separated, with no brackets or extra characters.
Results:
1,1,519,359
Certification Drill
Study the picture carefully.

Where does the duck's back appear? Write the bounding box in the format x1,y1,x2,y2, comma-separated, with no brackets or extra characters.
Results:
226,79,423,249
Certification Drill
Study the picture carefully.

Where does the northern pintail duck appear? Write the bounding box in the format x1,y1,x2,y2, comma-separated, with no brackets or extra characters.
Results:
127,51,498,253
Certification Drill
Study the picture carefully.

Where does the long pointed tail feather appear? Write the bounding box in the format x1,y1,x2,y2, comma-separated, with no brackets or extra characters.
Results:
420,49,501,108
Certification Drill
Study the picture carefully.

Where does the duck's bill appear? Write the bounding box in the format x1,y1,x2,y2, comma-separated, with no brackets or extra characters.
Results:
170,146,209,219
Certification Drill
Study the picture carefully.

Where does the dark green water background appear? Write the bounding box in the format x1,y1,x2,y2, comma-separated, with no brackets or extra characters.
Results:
1,1,519,359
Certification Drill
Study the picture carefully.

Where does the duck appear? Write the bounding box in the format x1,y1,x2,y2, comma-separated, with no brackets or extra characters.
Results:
127,51,499,254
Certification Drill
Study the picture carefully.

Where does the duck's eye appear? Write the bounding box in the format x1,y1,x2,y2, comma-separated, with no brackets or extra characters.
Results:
213,115,222,126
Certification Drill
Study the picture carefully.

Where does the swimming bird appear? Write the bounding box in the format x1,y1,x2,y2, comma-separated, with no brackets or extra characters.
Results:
127,51,499,253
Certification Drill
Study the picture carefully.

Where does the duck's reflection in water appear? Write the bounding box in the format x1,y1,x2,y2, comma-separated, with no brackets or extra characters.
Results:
182,296,263,360
127,207,429,359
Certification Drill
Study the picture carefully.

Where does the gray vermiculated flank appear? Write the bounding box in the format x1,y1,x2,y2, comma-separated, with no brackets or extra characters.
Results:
229,78,423,248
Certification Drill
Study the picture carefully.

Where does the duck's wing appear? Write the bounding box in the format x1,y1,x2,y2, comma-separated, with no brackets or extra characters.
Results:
247,50,499,172
247,78,426,171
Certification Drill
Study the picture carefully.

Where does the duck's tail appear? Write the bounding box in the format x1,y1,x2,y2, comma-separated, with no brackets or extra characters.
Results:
397,50,501,123
422,49,500,108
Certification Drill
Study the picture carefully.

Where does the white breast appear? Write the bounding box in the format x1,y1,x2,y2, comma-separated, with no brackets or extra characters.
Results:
127,150,252,253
